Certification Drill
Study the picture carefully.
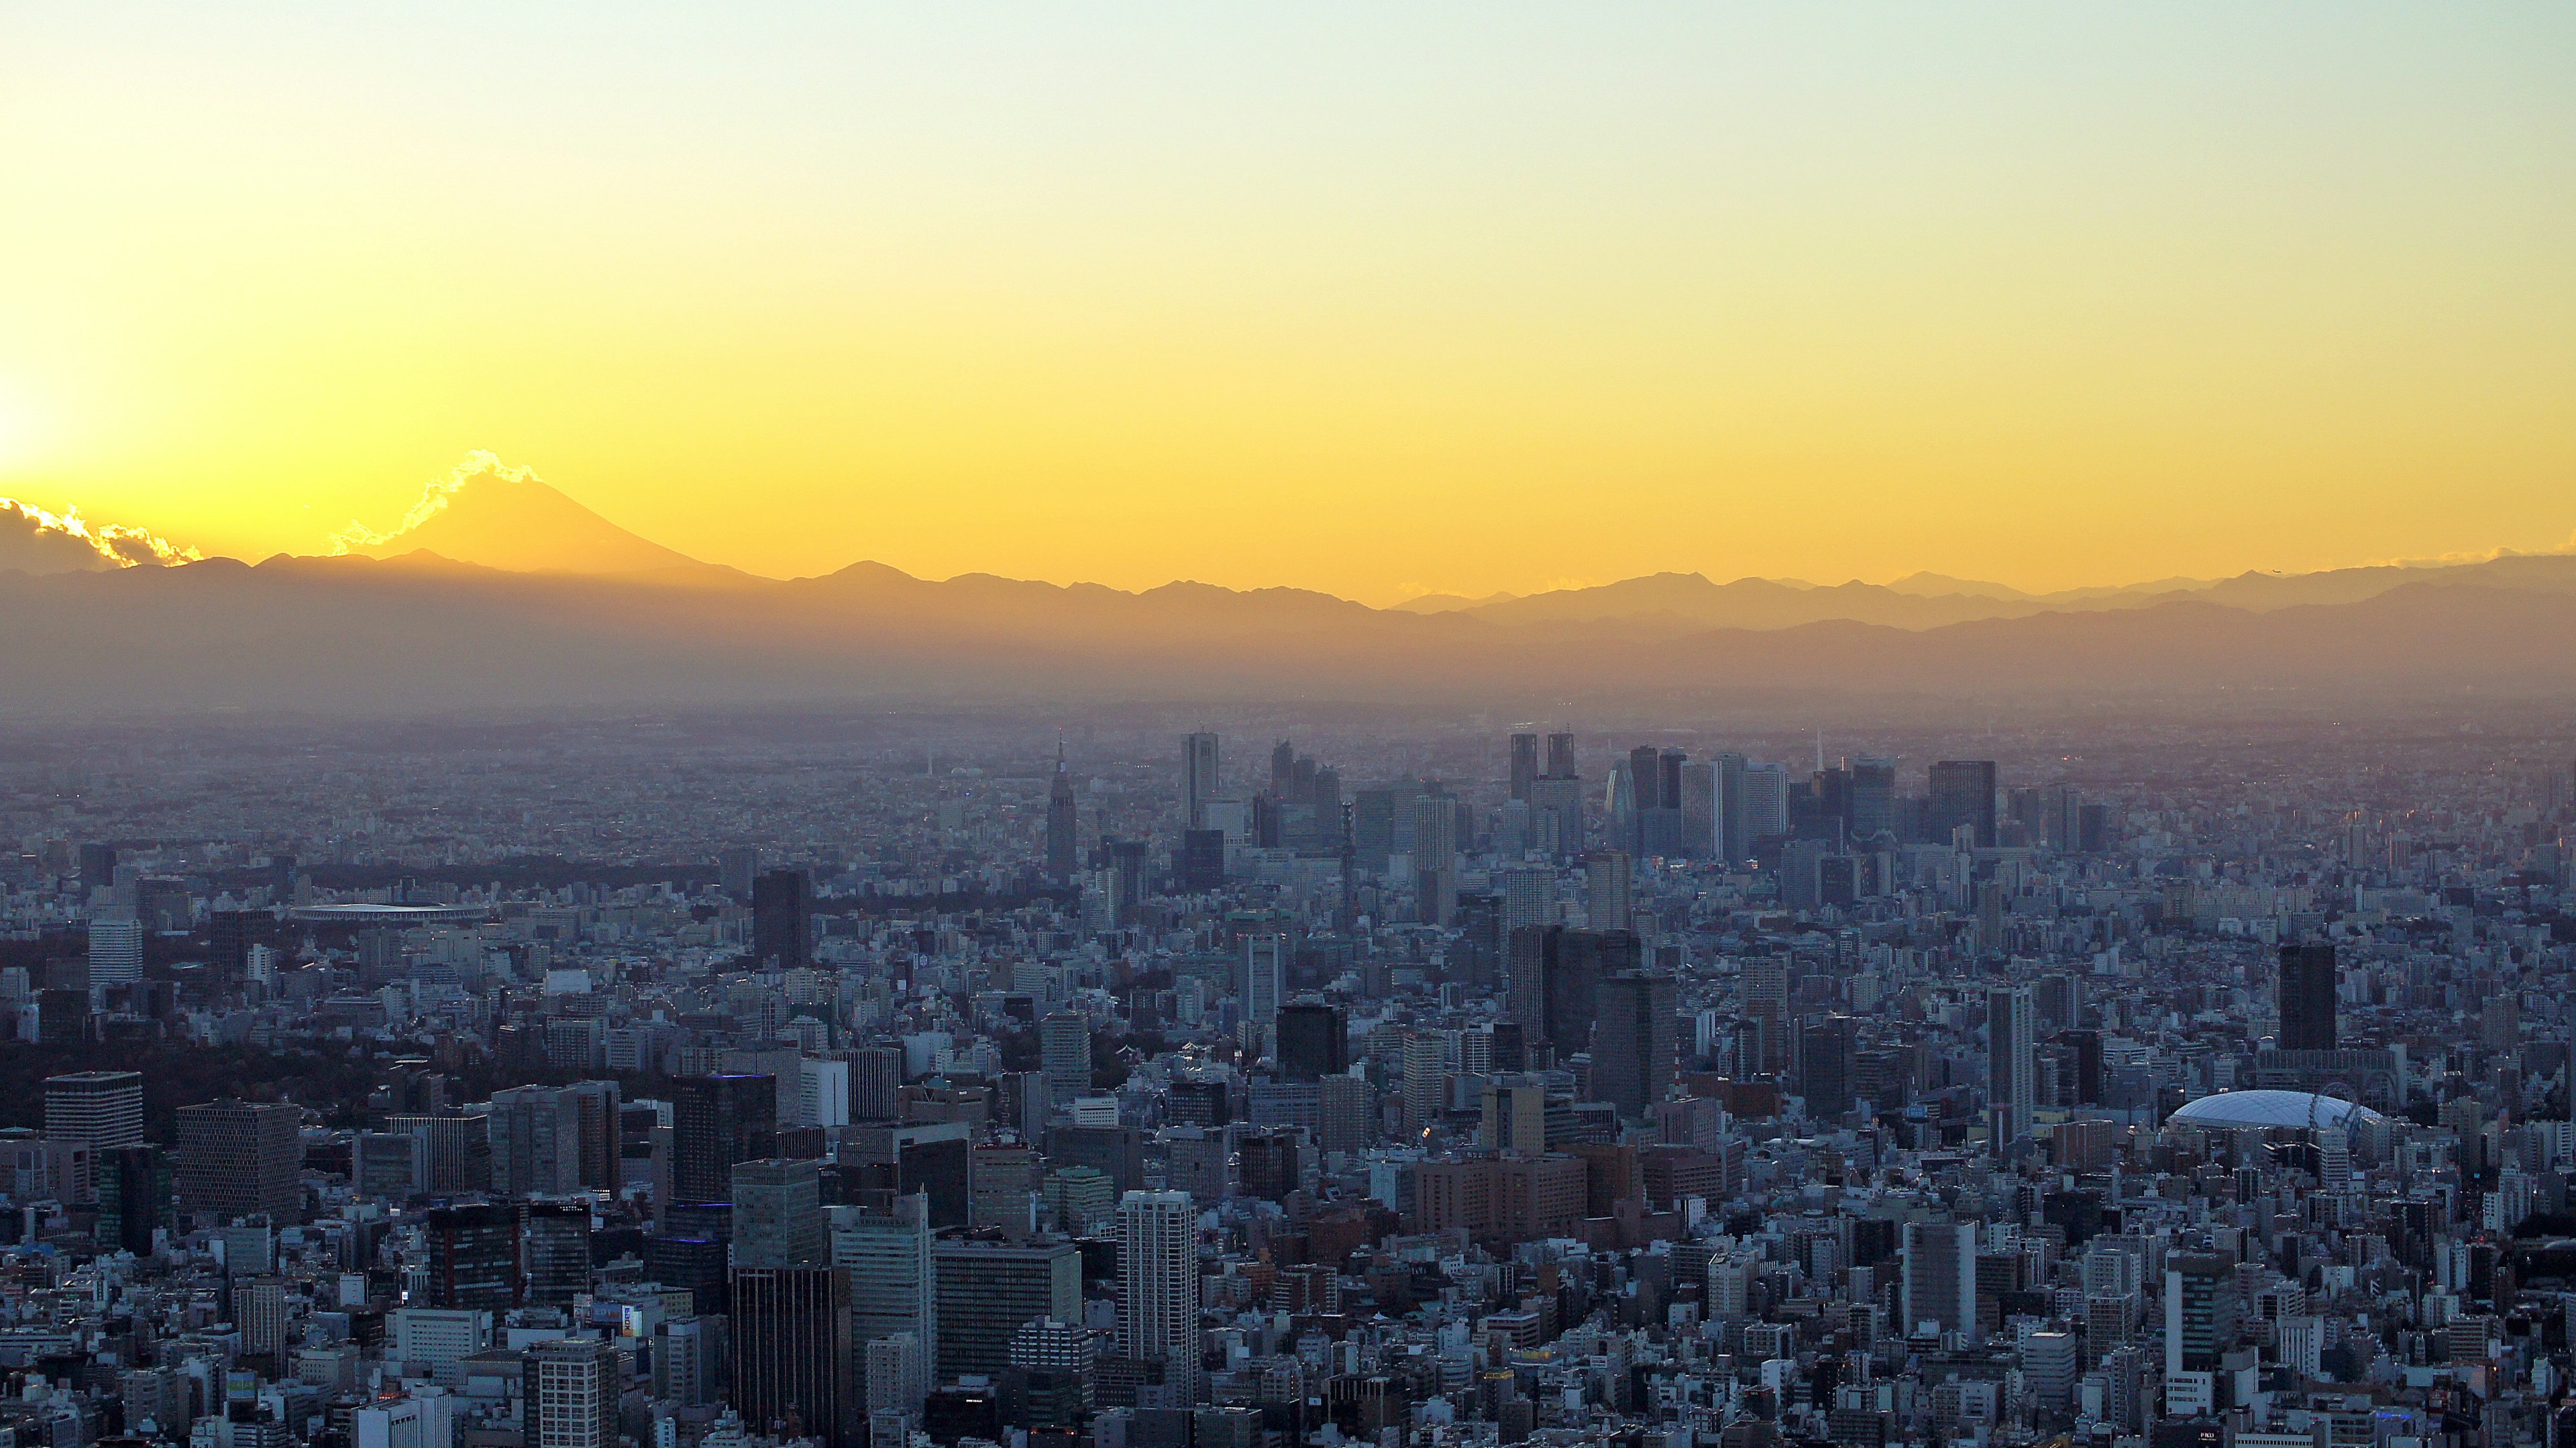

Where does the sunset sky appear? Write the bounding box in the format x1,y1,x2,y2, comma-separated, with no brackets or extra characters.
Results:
1,5,2570,603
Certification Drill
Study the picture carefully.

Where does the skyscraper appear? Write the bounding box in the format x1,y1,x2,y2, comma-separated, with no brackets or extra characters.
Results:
729,1264,853,1447
1900,1219,1978,1341
672,1074,777,1207
175,1099,303,1225
2277,942,2339,1051
425,1202,520,1309
1507,733,1540,802
834,1192,934,1414
1276,1002,1346,1082
1988,985,2036,1150
1540,927,1641,1055
1799,1015,1858,1119
88,916,145,992
526,1338,619,1448
1927,760,2000,848
930,1239,1081,1381
1238,934,1283,1028
751,869,812,970
523,1200,594,1306
733,1158,826,1270
45,1071,144,1149
488,1084,582,1199
1039,1013,1092,1102
1584,851,1633,933
1115,1191,1201,1404
1045,743,1079,881
1590,972,1677,1120
1412,792,1460,925
1181,732,1221,831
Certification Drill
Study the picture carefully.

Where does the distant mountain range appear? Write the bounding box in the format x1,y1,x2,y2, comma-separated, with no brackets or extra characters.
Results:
5,465,2573,713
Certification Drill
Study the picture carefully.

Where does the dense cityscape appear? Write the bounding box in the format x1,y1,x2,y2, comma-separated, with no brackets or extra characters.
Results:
0,705,2569,1448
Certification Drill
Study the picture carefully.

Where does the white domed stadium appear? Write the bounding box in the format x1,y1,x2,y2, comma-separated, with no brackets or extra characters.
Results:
2167,1090,2380,1131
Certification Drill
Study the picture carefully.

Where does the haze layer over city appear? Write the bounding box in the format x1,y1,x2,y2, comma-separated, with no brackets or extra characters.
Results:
3,10,2575,1448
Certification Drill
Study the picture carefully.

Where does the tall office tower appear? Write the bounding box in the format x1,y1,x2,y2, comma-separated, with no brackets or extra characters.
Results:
87,917,144,992
733,1159,825,1270
523,1200,594,1306
1545,732,1578,779
852,1047,904,1123
1116,1191,1202,1404
1627,746,1663,816
1276,1003,1347,1082
672,1074,777,1208
2163,1253,2239,1377
930,1239,1083,1381
46,1071,144,1149
1735,762,1789,844
2059,1028,2105,1106
99,1144,169,1255
1508,733,1540,802
1008,1318,1097,1430
1591,972,1678,1120
77,842,117,895
1498,866,1552,935
1585,851,1633,932
843,1121,973,1229
2277,942,2339,1051
1799,1015,1858,1118
1987,986,2036,1150
425,1202,521,1308
751,870,812,970
1449,891,1503,989
1411,792,1460,925
720,846,761,898
1709,752,1750,862
175,1099,304,1225
1901,1219,1978,1341
1541,927,1642,1055
1676,762,1718,860
488,1085,580,1198
1039,1013,1092,1101
834,1192,935,1412
796,1058,851,1132
1399,1030,1450,1137
729,1264,853,1448
1844,757,1897,841
1181,732,1222,830
1739,955,1788,1075
526,1338,619,1448
1239,935,1283,1028
567,1080,622,1191
1044,742,1081,880
1927,760,2000,848
1503,927,1547,1041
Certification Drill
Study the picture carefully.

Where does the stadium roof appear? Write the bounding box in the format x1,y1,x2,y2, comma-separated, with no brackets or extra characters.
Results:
2168,1090,2381,1130
287,902,490,924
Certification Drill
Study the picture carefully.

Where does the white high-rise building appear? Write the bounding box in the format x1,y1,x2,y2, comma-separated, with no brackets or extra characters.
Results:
796,1058,851,1131
1116,1190,1202,1404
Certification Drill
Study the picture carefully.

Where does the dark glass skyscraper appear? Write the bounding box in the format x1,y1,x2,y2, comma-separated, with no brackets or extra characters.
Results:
672,1074,778,1206
1507,733,1539,802
1539,927,1642,1056
1927,760,2000,847
1276,1002,1348,1082
1590,971,1676,1119
2277,942,2339,1051
729,1264,853,1447
751,869,812,970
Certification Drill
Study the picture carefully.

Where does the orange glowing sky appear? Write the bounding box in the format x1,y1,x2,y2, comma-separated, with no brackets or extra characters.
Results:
1,5,2571,603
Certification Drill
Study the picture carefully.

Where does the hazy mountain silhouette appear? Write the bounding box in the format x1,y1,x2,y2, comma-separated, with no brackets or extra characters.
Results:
341,456,739,582
1,497,200,574
5,549,2576,715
